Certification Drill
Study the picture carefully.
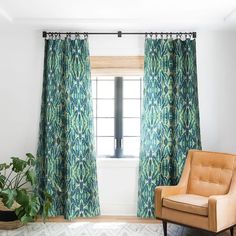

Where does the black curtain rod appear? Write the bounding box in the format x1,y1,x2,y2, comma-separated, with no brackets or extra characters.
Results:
42,31,197,38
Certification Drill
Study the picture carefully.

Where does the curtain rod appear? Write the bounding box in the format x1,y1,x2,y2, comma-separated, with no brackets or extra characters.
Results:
42,31,197,38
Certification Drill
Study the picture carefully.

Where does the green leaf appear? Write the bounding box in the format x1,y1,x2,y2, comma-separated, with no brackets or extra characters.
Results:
15,206,24,219
20,214,33,224
26,170,36,186
26,153,36,166
0,163,10,171
28,196,40,216
39,191,52,221
26,153,35,159
15,194,40,223
1,189,17,208
0,175,6,188
44,191,53,202
11,157,27,173
43,200,51,219
15,189,29,207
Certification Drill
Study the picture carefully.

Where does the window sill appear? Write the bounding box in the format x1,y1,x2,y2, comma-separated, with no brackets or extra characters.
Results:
96,156,139,168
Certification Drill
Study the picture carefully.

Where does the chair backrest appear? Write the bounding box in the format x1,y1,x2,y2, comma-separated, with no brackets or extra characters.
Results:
187,150,236,197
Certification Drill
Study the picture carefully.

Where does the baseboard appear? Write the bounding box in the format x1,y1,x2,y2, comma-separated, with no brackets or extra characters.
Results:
42,215,158,224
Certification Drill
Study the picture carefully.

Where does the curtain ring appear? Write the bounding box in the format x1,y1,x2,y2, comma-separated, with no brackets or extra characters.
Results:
66,33,71,39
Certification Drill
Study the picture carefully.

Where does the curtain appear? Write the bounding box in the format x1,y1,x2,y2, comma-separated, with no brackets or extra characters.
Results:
137,38,201,218
37,37,100,219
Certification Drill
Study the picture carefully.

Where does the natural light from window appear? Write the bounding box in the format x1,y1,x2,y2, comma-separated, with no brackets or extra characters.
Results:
92,76,143,158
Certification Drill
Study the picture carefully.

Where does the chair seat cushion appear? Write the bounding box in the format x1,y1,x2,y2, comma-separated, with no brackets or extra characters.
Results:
163,194,208,216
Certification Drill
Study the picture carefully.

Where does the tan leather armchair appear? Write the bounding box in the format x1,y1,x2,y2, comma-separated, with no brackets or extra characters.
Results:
155,150,236,236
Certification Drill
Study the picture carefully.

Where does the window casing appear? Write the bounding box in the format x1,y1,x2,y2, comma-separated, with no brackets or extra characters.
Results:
92,76,143,158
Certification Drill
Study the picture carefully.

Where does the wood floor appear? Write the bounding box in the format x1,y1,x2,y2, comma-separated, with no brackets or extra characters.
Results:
41,215,158,224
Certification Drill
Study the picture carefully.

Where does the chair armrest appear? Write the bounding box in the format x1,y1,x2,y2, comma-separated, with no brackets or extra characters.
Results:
208,194,236,232
154,154,192,218
155,185,187,218
209,168,236,232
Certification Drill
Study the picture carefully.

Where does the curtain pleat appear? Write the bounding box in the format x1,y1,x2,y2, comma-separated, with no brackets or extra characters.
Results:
37,38,100,219
137,38,201,218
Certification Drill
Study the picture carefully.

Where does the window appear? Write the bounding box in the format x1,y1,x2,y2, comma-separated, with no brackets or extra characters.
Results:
92,76,142,158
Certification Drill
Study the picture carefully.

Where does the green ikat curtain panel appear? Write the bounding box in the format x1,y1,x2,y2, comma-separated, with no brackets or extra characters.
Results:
37,37,100,219
137,37,201,218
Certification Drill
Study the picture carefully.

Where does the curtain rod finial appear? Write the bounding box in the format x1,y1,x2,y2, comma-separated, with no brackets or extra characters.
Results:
193,32,197,38
42,31,47,38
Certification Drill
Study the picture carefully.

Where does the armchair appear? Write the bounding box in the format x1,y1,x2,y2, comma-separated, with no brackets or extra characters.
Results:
155,150,236,235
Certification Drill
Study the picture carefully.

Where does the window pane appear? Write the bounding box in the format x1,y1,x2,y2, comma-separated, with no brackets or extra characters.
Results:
123,76,142,81
123,137,140,157
97,81,114,98
123,80,140,98
123,99,140,117
123,118,140,136
94,138,97,154
92,80,96,98
97,100,114,117
141,79,144,98
97,118,114,136
93,118,96,137
92,99,96,117
97,137,114,156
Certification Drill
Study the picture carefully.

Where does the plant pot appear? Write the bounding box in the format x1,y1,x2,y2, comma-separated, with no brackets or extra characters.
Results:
0,200,23,230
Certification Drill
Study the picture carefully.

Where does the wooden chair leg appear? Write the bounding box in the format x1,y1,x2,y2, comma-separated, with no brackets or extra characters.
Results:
162,221,167,236
230,227,234,236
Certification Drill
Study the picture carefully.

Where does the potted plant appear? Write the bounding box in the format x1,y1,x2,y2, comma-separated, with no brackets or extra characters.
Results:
0,153,51,229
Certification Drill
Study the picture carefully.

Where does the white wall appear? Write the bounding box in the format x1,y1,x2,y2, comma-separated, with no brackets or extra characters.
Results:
0,30,236,216
0,30,43,159
197,31,236,153
97,158,139,215
89,35,144,56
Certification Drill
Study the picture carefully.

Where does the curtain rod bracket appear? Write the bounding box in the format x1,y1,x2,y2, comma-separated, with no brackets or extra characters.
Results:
118,31,122,37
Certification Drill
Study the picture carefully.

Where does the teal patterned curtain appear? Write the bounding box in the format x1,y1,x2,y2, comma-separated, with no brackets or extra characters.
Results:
137,38,201,218
37,37,100,219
